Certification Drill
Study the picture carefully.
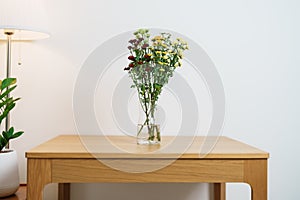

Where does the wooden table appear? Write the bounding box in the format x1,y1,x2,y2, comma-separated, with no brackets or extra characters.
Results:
26,135,269,200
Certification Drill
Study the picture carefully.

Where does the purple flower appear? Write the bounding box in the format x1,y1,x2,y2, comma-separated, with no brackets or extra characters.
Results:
129,39,137,44
128,46,133,50
142,43,149,49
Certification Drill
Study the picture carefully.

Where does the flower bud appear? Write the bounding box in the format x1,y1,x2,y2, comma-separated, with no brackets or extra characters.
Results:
128,55,135,61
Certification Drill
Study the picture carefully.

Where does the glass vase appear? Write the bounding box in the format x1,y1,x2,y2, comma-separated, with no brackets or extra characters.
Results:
137,123,160,145
136,97,161,145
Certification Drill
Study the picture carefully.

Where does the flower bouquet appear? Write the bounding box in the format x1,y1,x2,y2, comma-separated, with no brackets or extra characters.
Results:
124,29,188,144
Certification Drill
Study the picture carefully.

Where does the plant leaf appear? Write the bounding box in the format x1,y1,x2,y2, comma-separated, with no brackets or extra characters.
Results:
0,97,14,110
2,131,9,140
0,102,16,125
8,127,14,135
0,135,8,151
10,131,24,139
0,85,17,100
1,78,16,90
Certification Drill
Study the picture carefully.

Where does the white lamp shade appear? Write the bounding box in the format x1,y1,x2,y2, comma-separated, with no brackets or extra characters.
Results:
0,29,49,41
0,0,50,40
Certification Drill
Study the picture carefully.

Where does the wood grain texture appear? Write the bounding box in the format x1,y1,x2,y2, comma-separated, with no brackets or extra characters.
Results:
244,159,268,200
26,135,269,159
52,159,244,183
27,159,51,200
25,135,269,200
214,183,226,200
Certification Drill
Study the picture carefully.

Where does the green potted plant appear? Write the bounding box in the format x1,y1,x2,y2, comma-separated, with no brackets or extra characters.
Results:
0,78,24,197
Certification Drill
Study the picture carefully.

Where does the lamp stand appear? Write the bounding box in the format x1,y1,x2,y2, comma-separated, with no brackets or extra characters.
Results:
5,31,13,149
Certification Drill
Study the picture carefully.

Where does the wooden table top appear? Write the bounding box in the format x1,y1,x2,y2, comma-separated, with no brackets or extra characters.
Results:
26,135,269,159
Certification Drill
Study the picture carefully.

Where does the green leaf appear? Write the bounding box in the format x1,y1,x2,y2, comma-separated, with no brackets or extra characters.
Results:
8,127,14,135
5,102,16,112
0,85,17,100
0,97,14,110
1,78,16,90
3,131,9,140
0,135,8,151
0,102,16,125
10,131,24,139
0,129,23,151
0,78,22,149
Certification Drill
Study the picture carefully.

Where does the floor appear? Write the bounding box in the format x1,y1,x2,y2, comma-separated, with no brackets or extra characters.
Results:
0,186,26,200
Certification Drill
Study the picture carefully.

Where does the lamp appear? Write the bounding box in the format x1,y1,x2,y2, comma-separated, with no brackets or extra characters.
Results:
0,29,49,136
0,1,49,196
0,0,50,143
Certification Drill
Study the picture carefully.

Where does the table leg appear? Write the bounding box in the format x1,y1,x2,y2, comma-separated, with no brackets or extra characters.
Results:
58,183,70,200
244,159,268,200
27,159,52,200
214,183,226,200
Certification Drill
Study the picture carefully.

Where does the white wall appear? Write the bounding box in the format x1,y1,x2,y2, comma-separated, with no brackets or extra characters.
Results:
0,0,299,199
